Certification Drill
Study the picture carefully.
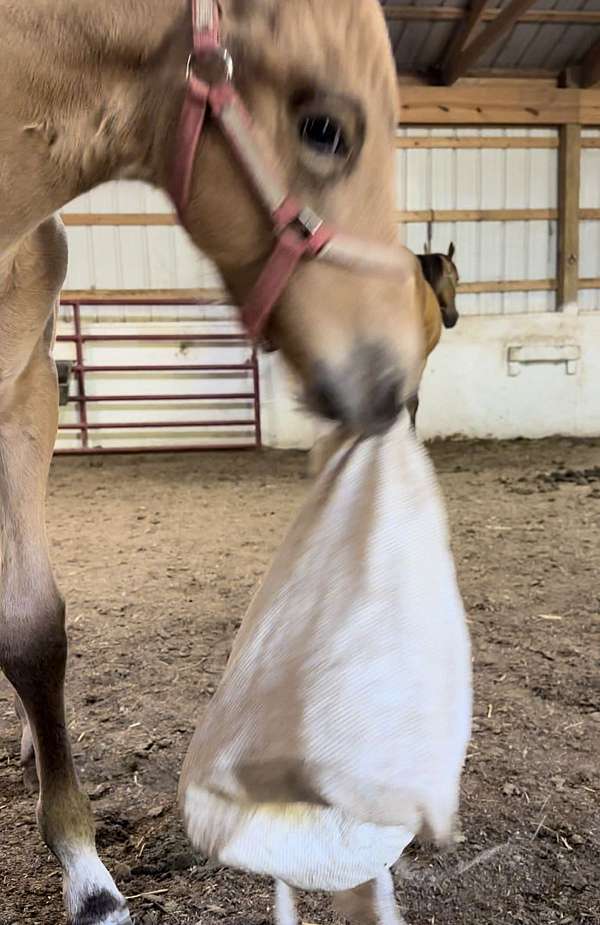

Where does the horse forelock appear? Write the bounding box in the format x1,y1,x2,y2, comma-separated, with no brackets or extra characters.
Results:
227,0,397,121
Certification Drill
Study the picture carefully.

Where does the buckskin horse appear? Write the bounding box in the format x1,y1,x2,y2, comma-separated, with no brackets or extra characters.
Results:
0,1,424,922
407,243,460,430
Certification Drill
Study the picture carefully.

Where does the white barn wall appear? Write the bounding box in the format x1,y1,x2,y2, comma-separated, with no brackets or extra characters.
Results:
57,129,600,450
395,128,560,315
580,129,600,312
418,312,600,440
262,310,600,448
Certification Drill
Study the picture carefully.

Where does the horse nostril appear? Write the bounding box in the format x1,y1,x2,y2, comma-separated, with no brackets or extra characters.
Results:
308,353,404,434
442,308,459,329
370,376,403,434
310,367,347,423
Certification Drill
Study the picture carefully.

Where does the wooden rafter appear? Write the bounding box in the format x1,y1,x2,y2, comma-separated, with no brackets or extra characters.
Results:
444,0,537,85
582,37,600,88
384,6,600,25
441,0,489,78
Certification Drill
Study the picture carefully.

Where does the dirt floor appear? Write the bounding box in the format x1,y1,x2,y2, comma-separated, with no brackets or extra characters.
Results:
1,438,599,925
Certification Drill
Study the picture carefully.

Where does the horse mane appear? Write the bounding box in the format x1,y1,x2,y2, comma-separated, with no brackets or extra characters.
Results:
417,254,445,291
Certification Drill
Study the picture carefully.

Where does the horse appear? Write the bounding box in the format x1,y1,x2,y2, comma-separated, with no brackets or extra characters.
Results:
407,243,460,430
0,1,424,923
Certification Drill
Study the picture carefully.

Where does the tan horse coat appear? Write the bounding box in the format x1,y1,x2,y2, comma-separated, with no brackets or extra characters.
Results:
0,3,424,923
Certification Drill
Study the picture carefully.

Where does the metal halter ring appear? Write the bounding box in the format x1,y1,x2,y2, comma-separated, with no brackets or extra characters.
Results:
186,46,234,85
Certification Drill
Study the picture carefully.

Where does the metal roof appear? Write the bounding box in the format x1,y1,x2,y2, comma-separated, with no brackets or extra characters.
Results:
380,0,600,79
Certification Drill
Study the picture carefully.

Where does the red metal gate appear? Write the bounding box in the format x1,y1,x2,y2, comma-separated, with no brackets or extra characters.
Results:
55,298,261,455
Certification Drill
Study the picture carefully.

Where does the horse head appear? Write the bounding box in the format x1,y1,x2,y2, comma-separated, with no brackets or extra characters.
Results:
418,243,460,330
168,0,423,435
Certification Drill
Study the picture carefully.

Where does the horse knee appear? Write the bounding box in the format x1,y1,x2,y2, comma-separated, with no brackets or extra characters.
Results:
1,589,67,700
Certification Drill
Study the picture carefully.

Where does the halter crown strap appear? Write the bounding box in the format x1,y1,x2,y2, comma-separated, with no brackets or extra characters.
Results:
168,0,221,218
193,0,219,43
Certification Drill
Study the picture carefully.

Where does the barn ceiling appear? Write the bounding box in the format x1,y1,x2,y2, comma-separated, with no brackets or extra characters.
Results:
380,0,600,86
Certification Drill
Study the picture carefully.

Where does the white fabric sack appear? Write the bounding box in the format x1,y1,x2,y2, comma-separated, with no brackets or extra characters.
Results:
180,419,472,923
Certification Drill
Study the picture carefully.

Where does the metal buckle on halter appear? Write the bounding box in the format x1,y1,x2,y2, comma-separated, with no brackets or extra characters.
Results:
295,207,324,239
186,46,234,85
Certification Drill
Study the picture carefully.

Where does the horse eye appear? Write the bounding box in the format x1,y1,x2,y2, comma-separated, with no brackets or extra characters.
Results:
299,115,349,158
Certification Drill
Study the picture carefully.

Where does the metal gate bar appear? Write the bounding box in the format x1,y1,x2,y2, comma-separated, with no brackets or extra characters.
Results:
55,299,261,455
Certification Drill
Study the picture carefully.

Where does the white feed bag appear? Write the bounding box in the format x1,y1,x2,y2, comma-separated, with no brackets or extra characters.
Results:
180,419,472,922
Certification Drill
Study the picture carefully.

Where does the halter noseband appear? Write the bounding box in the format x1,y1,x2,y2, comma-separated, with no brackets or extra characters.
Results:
169,0,415,342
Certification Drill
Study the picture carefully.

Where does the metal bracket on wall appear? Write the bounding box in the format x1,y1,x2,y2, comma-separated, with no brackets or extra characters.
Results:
507,344,581,377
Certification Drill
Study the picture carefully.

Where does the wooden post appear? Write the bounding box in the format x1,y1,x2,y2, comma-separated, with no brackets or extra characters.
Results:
557,124,581,309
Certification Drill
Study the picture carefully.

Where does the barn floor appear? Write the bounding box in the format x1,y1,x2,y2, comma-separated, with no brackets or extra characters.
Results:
0,438,599,925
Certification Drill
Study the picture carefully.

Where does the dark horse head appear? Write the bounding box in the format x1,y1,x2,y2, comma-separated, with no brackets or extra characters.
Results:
417,243,460,329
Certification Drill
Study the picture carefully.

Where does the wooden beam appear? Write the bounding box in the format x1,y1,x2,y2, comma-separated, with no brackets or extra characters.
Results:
61,282,600,302
396,208,558,222
444,0,538,85
398,84,600,124
397,208,600,222
395,135,600,149
395,135,558,149
458,279,555,293
60,206,600,229
460,278,600,293
442,0,490,78
582,38,600,88
384,5,600,24
557,124,581,309
61,213,177,227
61,288,227,303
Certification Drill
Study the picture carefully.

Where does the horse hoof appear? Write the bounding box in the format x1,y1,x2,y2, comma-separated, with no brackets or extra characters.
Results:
69,890,132,925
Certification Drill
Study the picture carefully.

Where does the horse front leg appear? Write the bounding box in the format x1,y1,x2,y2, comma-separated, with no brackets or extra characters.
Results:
333,874,407,925
0,341,131,925
15,690,39,792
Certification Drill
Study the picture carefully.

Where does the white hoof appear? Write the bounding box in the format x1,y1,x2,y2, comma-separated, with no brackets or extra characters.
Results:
68,894,131,925
62,847,131,925
75,906,132,925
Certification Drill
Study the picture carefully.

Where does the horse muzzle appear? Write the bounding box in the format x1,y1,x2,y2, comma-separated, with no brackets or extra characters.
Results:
307,344,405,437
442,309,459,330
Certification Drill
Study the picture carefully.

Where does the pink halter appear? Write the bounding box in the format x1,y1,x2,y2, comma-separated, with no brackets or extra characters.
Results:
169,0,414,342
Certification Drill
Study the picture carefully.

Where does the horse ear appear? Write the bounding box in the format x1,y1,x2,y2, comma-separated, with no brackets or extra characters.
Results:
448,242,455,260
423,241,430,254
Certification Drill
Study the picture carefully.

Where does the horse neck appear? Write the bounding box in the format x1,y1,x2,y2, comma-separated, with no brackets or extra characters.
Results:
0,0,187,242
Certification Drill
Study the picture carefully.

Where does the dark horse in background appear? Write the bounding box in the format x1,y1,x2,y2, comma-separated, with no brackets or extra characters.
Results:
408,243,460,430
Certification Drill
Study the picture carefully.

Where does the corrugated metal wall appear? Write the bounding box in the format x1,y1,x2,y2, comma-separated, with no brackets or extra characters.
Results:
396,127,559,315
62,128,600,317
63,185,220,316
580,128,600,311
